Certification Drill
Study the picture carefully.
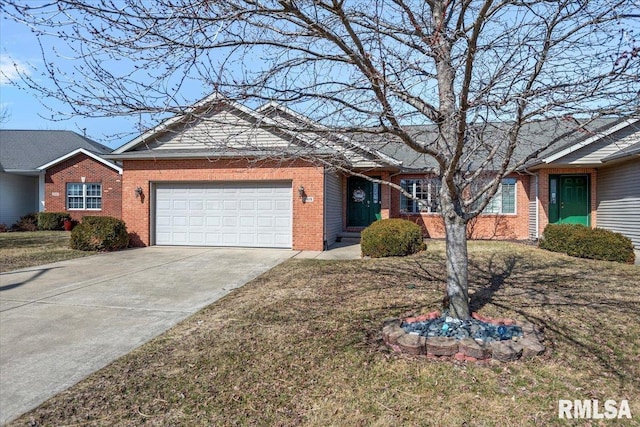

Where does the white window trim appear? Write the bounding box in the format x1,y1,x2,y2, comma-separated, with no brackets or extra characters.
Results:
400,179,440,214
480,178,517,215
67,182,103,211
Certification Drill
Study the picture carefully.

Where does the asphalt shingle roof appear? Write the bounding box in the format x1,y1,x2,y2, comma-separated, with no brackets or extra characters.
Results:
0,130,111,172
359,118,620,171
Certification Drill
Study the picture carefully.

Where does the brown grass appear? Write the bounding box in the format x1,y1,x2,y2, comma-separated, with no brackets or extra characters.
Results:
0,231,93,273
11,241,640,426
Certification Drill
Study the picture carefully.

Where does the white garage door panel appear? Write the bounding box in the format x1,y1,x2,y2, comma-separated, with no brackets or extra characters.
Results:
155,182,292,248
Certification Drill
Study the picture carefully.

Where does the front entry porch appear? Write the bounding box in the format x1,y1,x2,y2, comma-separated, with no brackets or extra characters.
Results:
347,176,382,228
548,174,591,226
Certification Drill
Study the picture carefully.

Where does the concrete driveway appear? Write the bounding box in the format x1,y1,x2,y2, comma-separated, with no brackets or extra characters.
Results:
0,247,294,425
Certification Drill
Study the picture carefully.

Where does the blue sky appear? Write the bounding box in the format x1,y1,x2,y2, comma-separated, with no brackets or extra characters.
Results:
1,17,136,149
2,4,636,150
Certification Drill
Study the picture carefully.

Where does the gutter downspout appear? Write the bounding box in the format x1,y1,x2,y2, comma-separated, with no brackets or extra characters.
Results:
323,169,328,250
38,171,46,213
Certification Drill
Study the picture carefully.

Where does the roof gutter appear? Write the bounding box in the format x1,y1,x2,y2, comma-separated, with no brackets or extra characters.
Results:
2,169,40,175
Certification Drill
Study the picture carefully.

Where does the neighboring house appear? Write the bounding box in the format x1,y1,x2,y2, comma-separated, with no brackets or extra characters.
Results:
0,130,123,226
107,95,639,250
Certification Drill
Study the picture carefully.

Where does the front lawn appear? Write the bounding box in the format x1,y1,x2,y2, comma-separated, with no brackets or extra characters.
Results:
0,231,93,272
12,241,640,426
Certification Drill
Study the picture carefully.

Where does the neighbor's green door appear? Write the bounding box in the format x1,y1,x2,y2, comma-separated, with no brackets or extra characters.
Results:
347,177,381,227
549,175,590,226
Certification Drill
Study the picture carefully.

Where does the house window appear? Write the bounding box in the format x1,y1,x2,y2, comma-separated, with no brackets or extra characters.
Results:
400,178,441,214
67,183,102,210
483,178,516,214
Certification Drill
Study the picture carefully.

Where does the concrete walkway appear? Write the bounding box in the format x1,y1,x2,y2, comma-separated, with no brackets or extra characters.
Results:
0,247,295,425
294,241,362,260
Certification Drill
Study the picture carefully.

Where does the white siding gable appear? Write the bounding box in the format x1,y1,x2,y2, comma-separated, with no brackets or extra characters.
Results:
557,124,639,165
140,107,295,151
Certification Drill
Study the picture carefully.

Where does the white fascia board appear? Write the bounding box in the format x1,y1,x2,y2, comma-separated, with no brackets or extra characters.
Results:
543,118,639,164
2,169,39,175
113,93,285,154
255,101,281,113
37,148,123,174
337,134,402,166
113,93,226,154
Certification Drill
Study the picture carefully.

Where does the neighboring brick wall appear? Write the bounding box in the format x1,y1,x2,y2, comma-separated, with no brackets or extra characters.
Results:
44,153,122,221
388,173,531,240
122,158,325,251
537,167,597,237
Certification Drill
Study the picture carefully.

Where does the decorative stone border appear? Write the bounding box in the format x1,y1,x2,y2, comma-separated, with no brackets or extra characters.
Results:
382,312,545,362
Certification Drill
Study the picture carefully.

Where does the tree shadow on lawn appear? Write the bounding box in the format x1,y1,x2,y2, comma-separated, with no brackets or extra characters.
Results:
466,253,640,388
350,249,639,388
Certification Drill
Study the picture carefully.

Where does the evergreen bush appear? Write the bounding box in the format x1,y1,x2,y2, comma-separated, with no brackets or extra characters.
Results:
361,218,425,258
12,213,38,232
540,223,635,263
37,212,71,231
70,216,130,251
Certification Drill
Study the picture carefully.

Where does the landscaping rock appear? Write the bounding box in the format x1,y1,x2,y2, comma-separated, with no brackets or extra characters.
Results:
458,338,491,360
520,336,546,358
382,317,401,327
382,323,406,345
427,311,440,320
384,314,545,363
516,321,543,339
490,340,523,362
397,333,426,355
426,336,458,356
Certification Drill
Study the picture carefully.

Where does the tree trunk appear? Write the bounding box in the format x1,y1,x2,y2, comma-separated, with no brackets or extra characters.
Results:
444,215,470,319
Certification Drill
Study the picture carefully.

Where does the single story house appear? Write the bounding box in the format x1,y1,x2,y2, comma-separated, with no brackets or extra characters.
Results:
107,95,639,250
0,130,123,226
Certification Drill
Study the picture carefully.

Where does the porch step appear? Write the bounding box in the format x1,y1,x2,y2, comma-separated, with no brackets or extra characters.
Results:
336,232,361,242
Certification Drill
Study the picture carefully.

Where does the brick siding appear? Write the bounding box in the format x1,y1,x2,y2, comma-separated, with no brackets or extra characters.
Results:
122,158,325,251
44,153,122,221
386,173,531,240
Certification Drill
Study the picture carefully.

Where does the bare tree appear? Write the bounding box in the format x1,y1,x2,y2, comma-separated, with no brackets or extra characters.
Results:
3,0,639,318
0,105,9,124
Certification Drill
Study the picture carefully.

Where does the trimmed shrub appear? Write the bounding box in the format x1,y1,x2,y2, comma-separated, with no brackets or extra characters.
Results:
361,218,425,258
70,216,130,251
11,213,38,232
37,212,71,231
540,223,635,264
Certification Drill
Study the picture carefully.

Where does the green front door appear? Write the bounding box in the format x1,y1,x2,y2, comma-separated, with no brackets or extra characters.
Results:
549,174,590,226
347,177,381,227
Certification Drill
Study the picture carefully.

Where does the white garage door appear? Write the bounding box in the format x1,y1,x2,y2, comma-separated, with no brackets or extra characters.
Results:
155,182,292,248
